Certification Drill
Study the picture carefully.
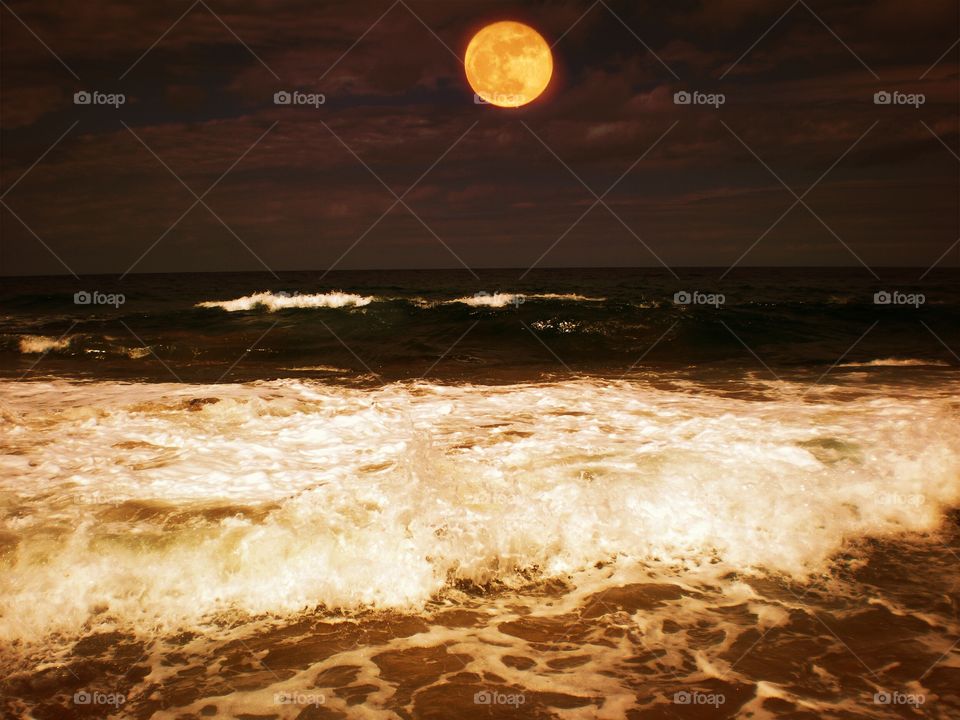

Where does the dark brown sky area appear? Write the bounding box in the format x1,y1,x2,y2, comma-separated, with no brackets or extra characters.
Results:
1,0,958,275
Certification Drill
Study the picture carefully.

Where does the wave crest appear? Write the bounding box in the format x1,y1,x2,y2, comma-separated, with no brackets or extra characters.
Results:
840,358,951,368
450,292,605,308
18,335,73,354
197,291,373,312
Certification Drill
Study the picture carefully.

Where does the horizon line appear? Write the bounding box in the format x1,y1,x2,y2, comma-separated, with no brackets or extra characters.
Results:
3,264,958,280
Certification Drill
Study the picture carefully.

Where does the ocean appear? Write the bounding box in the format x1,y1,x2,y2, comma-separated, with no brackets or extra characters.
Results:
1,268,958,719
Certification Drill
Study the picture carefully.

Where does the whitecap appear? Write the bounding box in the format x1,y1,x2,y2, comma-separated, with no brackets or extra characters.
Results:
197,291,373,312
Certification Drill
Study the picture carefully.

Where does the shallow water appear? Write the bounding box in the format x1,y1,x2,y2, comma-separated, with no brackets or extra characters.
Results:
2,373,958,718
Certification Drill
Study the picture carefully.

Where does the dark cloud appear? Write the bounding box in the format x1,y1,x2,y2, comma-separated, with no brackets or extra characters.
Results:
1,0,957,275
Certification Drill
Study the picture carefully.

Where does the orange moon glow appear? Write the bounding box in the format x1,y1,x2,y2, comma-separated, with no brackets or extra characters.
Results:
465,21,553,108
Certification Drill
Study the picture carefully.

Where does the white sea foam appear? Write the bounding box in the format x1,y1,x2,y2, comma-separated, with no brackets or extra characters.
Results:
282,365,351,373
839,358,951,368
0,377,958,641
450,292,523,308
17,335,73,353
450,292,605,308
197,291,373,311
124,346,151,359
195,291,602,311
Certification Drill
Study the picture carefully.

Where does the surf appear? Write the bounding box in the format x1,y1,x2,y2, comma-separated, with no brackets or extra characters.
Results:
1,376,958,643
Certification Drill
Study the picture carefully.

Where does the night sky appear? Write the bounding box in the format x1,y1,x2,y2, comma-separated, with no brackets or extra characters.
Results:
1,0,958,276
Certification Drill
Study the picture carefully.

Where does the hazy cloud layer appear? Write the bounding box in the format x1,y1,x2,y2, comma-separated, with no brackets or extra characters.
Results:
1,0,957,275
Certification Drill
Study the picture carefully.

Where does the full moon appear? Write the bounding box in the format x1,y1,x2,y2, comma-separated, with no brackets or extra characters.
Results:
465,21,553,108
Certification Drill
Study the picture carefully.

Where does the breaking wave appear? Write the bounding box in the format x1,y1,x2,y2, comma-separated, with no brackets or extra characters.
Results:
1,376,958,642
17,335,72,354
839,358,951,368
448,292,606,308
197,291,374,311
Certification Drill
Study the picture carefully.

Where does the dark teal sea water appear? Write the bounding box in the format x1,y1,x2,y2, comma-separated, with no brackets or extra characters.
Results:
2,267,957,382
